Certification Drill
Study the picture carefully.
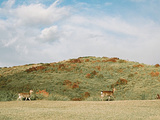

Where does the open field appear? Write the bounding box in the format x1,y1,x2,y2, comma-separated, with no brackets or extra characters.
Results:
0,100,160,120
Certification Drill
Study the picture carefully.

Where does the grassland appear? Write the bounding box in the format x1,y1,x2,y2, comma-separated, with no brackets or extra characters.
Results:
0,56,160,101
0,100,160,120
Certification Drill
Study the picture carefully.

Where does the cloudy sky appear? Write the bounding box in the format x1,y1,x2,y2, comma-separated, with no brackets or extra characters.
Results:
0,0,160,67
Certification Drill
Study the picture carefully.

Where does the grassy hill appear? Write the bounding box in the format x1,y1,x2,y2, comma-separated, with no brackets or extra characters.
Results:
0,56,160,101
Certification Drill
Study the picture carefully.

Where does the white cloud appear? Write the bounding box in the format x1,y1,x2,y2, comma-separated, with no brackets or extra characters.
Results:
14,3,69,27
0,0,160,67
105,2,112,6
0,0,71,66
130,0,146,2
0,0,70,44
38,26,59,42
56,15,160,64
2,0,15,8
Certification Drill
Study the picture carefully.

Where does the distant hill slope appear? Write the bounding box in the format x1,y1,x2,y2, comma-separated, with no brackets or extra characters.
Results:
0,56,160,101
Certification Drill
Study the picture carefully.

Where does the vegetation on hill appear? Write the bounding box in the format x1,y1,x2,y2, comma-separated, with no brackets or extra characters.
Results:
0,56,160,101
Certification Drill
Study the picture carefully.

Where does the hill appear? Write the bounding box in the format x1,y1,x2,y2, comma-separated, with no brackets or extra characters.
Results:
0,56,160,101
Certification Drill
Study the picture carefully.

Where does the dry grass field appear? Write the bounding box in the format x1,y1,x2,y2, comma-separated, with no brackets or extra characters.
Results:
0,100,160,120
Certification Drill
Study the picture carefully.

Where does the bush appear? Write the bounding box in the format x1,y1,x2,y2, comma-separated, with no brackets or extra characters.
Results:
155,64,160,67
0,91,17,101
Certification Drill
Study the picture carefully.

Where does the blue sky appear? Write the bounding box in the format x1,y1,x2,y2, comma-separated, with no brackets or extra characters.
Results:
0,0,160,67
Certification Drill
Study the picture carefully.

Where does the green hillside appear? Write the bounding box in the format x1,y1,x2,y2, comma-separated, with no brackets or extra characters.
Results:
0,56,160,101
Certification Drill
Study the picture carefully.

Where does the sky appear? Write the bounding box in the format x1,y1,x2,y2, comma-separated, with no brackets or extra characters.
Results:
0,0,160,67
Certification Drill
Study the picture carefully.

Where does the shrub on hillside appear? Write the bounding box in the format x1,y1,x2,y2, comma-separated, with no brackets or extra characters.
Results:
36,89,49,97
25,66,46,73
91,70,98,75
83,92,90,98
58,64,66,69
86,73,91,78
63,80,80,89
150,71,159,77
133,64,144,68
72,83,79,89
155,64,160,67
85,70,98,79
102,57,119,62
112,78,128,87
63,80,72,85
85,59,90,62
69,58,82,63
95,66,101,71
